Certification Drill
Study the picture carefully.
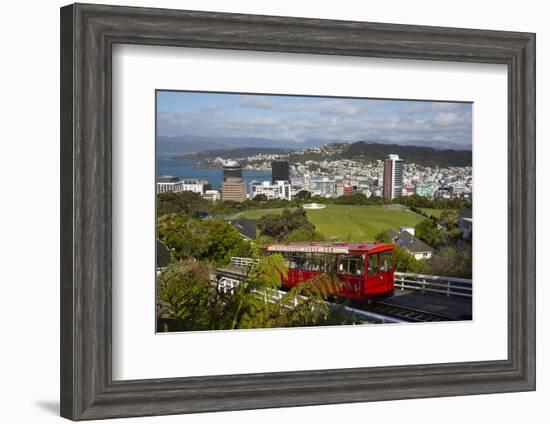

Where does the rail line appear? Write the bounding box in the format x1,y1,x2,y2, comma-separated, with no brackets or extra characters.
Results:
359,301,459,323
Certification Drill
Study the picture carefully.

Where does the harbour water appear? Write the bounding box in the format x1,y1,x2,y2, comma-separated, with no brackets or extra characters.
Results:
157,157,271,189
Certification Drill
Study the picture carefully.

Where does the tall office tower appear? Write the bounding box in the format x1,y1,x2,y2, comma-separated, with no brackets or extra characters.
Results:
223,160,243,181
221,160,247,202
271,160,290,183
383,154,404,200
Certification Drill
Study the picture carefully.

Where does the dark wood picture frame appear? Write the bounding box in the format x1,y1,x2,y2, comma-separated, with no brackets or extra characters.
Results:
60,3,536,421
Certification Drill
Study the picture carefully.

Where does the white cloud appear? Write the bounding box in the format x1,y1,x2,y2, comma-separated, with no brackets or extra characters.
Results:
157,98,472,147
238,96,274,109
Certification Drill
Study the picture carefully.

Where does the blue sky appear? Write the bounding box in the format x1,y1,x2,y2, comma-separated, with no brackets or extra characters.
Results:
156,91,472,147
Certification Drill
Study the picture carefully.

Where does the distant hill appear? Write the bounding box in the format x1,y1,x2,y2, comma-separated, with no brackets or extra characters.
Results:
341,142,471,167
177,147,294,160
157,135,323,155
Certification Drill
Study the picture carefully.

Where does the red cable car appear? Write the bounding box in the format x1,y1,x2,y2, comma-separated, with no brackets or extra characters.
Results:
261,242,395,302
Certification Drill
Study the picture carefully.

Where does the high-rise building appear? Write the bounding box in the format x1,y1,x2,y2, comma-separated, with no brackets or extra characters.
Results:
221,161,247,202
383,154,404,200
271,160,290,183
223,160,243,181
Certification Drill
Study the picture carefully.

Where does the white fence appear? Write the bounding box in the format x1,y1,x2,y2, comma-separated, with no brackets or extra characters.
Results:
214,273,405,324
394,272,472,298
230,257,258,268
230,258,472,299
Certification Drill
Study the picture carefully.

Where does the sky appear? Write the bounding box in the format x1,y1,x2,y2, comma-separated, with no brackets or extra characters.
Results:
156,91,472,147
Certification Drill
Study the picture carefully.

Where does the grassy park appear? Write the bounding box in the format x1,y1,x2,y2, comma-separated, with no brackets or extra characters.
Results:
239,204,426,242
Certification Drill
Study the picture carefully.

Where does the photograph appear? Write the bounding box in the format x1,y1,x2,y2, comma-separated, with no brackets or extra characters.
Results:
155,90,473,332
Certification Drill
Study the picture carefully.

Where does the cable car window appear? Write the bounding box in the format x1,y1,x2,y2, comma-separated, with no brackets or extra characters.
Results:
338,255,349,274
368,253,379,276
348,255,364,276
310,253,325,272
379,250,393,272
284,253,299,270
300,253,311,270
325,255,338,273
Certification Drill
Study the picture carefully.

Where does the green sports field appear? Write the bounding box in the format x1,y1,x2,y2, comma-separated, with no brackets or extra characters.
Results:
239,205,426,242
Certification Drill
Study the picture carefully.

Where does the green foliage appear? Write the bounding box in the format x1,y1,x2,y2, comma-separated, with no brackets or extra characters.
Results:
257,208,315,241
157,260,214,331
253,193,268,202
424,245,472,278
157,214,253,266
157,191,210,217
399,194,470,210
157,214,196,260
287,227,325,242
158,254,362,332
247,253,288,290
415,219,443,247
296,190,312,200
343,142,472,168
393,245,427,273
438,210,459,229
374,229,391,243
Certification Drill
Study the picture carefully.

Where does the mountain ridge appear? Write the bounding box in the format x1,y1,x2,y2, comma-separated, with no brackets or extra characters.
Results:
157,134,471,155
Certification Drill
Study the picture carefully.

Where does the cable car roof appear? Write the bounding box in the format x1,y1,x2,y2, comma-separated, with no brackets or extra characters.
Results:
263,242,393,254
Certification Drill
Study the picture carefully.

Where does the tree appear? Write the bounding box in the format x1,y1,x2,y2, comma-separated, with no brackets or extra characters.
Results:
157,214,253,265
438,210,458,229
425,245,472,278
287,227,325,242
157,213,196,261
157,191,210,217
257,208,316,241
157,254,358,331
393,245,427,273
157,260,213,331
296,190,311,200
415,219,442,247
195,219,253,265
257,214,287,239
253,193,268,202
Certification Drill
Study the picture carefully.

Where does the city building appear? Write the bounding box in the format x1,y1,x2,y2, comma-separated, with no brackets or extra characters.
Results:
250,180,292,200
402,186,415,197
415,184,433,197
222,179,247,202
180,179,210,194
271,160,290,183
156,176,183,193
383,154,404,200
221,160,247,202
310,177,337,198
303,173,311,192
434,188,452,199
203,189,221,202
223,160,243,181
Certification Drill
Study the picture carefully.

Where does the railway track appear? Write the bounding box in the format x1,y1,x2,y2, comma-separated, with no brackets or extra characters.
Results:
360,301,459,323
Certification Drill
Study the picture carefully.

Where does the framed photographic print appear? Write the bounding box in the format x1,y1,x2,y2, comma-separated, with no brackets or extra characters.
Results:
60,3,536,421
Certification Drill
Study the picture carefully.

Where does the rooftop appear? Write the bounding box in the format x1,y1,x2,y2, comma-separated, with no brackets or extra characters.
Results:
264,242,393,254
393,231,434,253
156,175,179,183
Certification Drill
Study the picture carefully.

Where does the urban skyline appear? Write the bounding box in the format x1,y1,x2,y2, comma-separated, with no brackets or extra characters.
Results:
157,152,472,203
